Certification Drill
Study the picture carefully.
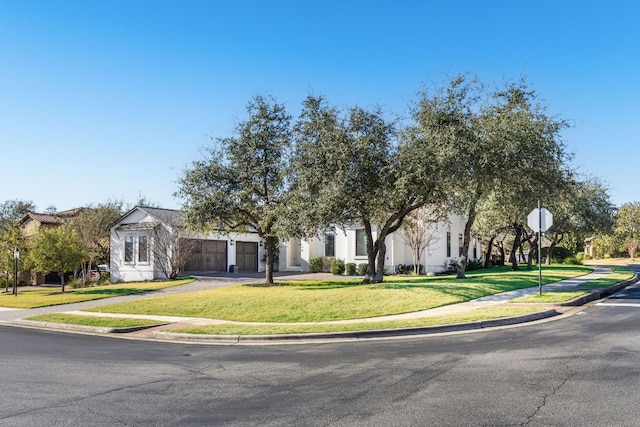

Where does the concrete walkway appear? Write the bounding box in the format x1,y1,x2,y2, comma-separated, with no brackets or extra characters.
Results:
1,267,618,329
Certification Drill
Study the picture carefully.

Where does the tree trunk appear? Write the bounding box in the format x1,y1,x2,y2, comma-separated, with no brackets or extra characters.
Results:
456,208,477,279
60,273,65,293
484,236,495,268
546,241,557,265
527,233,538,270
510,225,522,271
264,236,275,285
372,239,386,283
363,221,378,284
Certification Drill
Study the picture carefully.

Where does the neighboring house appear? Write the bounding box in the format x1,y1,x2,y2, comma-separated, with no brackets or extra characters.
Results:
19,208,85,284
110,206,482,282
110,206,269,282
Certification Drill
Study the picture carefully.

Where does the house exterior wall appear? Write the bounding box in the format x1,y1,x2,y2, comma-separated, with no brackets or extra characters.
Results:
110,207,267,282
298,213,482,274
110,207,483,281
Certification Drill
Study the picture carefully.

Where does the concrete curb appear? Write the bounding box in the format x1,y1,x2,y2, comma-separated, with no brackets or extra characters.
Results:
154,309,561,344
560,273,639,307
10,319,167,334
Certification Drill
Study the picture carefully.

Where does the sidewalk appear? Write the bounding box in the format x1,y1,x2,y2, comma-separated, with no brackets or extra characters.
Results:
3,267,637,342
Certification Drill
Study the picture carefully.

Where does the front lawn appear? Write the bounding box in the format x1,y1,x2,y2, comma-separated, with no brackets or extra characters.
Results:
0,278,194,309
577,268,634,287
85,265,592,323
170,306,547,335
26,313,164,328
510,290,589,303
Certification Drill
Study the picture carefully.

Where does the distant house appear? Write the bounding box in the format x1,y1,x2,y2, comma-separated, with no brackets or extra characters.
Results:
19,208,85,284
109,206,481,282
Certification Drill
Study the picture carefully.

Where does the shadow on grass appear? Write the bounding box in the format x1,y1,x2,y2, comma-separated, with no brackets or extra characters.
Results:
285,265,591,296
40,288,150,297
74,288,149,296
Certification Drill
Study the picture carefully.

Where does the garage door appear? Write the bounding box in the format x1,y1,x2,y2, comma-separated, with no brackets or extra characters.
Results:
183,239,227,272
236,241,258,272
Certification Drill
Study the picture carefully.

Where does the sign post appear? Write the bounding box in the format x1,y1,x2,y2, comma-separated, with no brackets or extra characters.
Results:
528,202,553,295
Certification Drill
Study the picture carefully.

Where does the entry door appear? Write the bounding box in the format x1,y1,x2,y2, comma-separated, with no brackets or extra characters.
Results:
236,242,258,272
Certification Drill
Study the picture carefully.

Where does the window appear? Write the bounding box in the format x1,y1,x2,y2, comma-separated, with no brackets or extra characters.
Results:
446,232,451,258
138,235,149,263
124,236,134,263
459,234,464,256
355,229,367,257
324,233,335,257
473,239,477,259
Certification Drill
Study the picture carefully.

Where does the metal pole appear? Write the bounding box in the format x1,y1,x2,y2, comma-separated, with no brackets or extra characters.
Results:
538,200,543,296
13,251,18,296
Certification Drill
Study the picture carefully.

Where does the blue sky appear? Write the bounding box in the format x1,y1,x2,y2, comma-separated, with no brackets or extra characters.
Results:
1,1,638,211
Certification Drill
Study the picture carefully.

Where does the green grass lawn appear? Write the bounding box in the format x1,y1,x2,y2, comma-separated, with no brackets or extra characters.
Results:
577,268,634,287
85,265,592,323
26,313,164,328
170,306,547,335
510,290,589,303
0,278,194,309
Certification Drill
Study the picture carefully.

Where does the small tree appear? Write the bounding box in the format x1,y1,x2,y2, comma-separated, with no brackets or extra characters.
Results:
26,224,85,292
401,207,442,275
150,212,197,279
72,201,123,286
0,199,34,290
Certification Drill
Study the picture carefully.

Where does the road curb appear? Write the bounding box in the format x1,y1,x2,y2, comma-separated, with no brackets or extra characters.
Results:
154,309,561,343
560,273,639,307
10,319,167,334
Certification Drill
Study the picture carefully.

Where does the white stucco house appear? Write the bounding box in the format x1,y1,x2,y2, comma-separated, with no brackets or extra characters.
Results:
109,206,481,282
306,212,481,274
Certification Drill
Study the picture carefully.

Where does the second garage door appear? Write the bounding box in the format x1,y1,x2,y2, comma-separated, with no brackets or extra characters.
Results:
236,241,258,272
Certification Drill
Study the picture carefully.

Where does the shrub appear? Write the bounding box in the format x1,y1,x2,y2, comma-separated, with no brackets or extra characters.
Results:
345,263,357,275
443,259,459,274
358,263,368,276
97,272,111,285
395,264,411,275
321,256,333,272
331,258,345,275
67,278,84,289
309,257,324,273
465,259,483,271
564,256,583,265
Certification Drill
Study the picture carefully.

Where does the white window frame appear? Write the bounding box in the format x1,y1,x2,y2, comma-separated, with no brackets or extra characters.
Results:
355,229,367,258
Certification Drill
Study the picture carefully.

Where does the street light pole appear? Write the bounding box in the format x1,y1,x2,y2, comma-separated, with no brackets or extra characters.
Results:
13,247,19,296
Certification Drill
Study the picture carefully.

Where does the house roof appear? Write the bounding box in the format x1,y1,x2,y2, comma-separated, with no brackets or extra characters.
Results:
111,206,184,230
21,213,66,225
19,207,85,226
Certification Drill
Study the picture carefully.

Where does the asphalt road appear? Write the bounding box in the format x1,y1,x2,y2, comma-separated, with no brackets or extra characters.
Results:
2,275,640,426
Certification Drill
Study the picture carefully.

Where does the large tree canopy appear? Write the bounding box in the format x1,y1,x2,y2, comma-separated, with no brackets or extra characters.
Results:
178,95,295,284
294,95,447,283
614,202,640,259
470,80,572,271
